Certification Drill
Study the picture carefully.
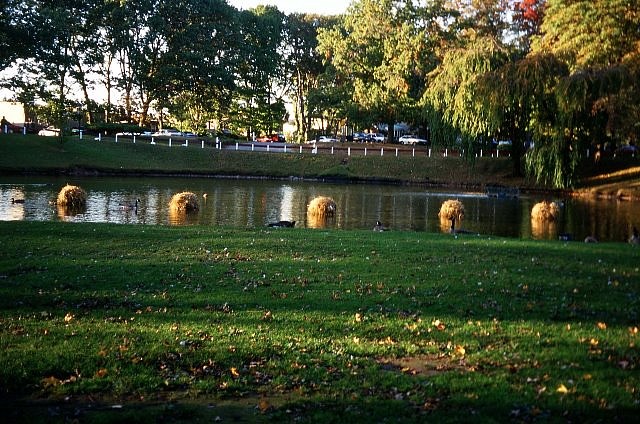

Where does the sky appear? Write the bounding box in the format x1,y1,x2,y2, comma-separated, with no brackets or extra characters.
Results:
227,0,349,15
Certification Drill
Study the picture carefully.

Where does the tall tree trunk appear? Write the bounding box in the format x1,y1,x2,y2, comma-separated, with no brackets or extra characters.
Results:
387,118,395,143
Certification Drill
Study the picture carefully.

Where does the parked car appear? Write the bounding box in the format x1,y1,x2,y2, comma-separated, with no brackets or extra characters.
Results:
353,132,372,142
370,133,386,142
614,144,638,158
257,133,286,142
38,126,61,137
317,135,338,143
399,134,428,145
497,140,512,150
152,129,183,137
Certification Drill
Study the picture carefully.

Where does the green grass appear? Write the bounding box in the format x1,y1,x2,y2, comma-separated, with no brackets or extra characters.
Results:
0,134,523,187
1,221,638,422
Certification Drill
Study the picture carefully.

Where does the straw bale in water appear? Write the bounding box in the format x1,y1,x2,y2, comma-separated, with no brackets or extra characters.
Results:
169,192,199,212
438,199,465,223
307,196,336,217
531,201,560,221
56,184,87,209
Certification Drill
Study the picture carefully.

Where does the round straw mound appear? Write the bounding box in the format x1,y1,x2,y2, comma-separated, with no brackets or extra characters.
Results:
307,196,337,217
438,199,465,222
531,201,560,221
56,184,87,209
169,192,199,212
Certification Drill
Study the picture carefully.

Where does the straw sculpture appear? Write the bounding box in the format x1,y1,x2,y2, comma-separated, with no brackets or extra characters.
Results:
439,200,465,223
531,201,560,221
307,196,336,217
56,184,87,209
169,191,199,212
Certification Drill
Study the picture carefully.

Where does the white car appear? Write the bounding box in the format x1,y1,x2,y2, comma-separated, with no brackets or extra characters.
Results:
152,129,183,137
370,133,386,142
38,126,61,136
399,135,428,145
317,135,338,143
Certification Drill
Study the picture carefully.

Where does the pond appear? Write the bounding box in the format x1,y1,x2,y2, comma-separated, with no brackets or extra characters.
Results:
1,175,638,243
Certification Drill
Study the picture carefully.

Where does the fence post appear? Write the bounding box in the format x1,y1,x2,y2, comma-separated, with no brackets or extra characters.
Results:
133,135,136,144
364,147,367,156
169,138,172,147
284,144,287,153
396,148,398,157
300,145,303,154
98,133,102,142
201,139,204,149
445,148,448,157
79,130,83,140
236,142,239,150
251,143,254,151
428,148,431,157
412,148,415,157
380,148,384,156
348,147,351,156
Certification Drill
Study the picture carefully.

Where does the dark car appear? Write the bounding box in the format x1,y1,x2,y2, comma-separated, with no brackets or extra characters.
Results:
614,145,638,158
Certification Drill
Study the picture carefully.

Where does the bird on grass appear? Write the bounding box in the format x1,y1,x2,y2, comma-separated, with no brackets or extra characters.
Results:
268,220,296,228
373,221,388,232
10,197,25,204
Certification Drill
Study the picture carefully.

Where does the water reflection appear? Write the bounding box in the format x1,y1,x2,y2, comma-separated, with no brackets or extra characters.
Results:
1,176,638,242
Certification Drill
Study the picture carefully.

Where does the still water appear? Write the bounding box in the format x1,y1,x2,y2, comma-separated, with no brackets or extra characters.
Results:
1,176,638,242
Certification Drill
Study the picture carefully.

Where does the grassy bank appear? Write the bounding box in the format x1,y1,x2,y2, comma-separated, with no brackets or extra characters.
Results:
0,134,524,188
1,221,638,422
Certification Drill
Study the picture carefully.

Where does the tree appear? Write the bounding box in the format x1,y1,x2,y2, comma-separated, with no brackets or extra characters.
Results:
526,0,640,187
0,0,33,70
317,0,452,142
161,0,238,133
284,13,337,142
229,5,286,139
23,0,100,135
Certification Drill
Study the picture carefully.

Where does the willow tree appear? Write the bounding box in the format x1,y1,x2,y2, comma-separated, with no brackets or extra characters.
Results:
527,0,640,187
425,35,510,152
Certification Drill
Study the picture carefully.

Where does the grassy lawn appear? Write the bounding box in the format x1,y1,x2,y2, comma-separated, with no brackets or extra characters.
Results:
0,134,523,188
0,221,638,422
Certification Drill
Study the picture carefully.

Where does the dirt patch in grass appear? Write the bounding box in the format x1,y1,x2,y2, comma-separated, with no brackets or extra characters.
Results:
378,354,470,377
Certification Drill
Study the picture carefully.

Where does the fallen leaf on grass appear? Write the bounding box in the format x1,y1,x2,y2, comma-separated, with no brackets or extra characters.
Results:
258,399,271,413
432,319,446,331
556,384,569,394
230,367,240,378
454,345,466,356
95,368,108,378
64,313,74,323
597,322,607,330
42,376,61,388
